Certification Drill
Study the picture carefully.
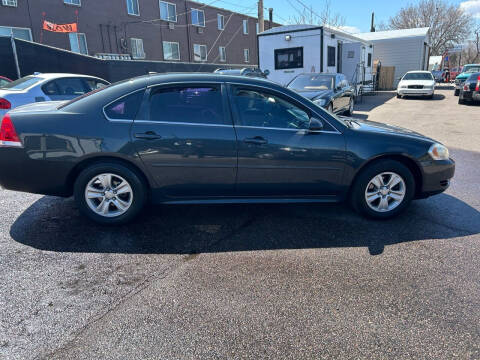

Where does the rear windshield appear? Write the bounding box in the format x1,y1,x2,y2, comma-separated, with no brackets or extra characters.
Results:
467,72,480,81
0,75,43,90
402,73,433,81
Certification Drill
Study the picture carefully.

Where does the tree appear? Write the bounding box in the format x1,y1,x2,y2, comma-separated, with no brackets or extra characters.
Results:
287,0,345,28
461,26,480,64
386,0,474,55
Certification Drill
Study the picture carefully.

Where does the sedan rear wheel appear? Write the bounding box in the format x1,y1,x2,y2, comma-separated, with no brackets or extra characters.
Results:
344,97,354,116
351,160,415,219
74,162,147,225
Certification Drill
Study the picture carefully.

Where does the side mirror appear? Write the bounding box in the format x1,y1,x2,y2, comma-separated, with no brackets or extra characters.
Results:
309,118,324,131
263,69,270,76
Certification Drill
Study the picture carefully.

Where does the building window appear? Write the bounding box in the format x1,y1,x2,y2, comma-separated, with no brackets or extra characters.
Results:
160,1,176,22
0,26,32,41
63,0,81,5
69,33,88,54
163,41,180,60
243,20,248,34
126,0,139,16
219,46,226,62
244,49,249,63
217,14,224,30
256,22,259,34
131,38,145,59
327,46,335,67
191,8,205,27
274,47,303,70
193,44,207,62
367,53,372,67
2,0,18,6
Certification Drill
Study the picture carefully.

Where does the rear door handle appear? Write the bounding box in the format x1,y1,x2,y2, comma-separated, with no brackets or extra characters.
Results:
134,131,162,140
244,136,268,145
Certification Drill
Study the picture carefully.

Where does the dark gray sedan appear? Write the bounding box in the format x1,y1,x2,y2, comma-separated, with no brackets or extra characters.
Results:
0,73,454,224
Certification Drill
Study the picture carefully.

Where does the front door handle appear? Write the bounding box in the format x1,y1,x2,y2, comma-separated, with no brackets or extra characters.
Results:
244,136,268,145
134,131,162,140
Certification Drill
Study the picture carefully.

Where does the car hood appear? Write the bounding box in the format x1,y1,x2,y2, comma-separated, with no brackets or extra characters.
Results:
457,72,475,80
9,101,67,113
293,89,332,100
343,117,436,142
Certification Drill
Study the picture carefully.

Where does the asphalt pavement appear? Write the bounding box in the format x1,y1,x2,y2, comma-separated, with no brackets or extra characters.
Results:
0,85,479,359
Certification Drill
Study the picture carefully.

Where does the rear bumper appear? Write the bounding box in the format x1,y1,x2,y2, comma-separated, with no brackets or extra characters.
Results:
398,89,434,96
461,91,480,101
417,158,455,198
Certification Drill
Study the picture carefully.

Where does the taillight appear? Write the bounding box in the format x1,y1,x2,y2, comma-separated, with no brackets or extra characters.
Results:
0,98,11,110
0,114,22,147
476,75,480,92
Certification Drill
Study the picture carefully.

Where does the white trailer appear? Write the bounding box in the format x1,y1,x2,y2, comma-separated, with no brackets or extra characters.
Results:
258,24,373,88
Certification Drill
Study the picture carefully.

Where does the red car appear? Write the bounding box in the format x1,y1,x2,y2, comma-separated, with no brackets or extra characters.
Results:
450,67,461,81
0,76,12,88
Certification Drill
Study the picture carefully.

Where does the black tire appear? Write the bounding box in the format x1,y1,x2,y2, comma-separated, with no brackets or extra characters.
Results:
344,97,354,116
458,97,465,105
74,162,148,225
454,89,459,96
350,160,415,219
396,94,401,99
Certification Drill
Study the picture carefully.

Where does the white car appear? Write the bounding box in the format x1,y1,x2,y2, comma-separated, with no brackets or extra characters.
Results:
397,71,435,99
0,73,109,118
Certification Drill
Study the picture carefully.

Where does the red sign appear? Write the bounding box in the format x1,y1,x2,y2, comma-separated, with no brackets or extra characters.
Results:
42,20,78,33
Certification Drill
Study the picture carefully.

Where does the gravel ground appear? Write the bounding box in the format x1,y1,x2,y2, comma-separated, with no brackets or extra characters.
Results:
0,85,479,359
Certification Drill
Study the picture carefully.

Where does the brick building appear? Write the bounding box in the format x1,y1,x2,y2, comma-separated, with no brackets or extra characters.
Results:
0,0,279,65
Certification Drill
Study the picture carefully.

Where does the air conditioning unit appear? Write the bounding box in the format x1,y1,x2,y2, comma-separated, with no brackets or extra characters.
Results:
197,27,203,34
168,22,175,30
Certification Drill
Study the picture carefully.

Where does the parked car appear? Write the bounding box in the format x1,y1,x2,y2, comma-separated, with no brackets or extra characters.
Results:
454,64,480,96
286,73,355,116
450,67,461,80
431,70,443,83
214,68,269,79
458,72,480,105
0,73,454,224
397,71,435,99
0,73,109,118
0,76,12,88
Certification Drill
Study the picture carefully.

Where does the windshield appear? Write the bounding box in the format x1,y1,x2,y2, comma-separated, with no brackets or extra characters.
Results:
464,66,480,73
288,74,334,91
402,73,433,81
0,75,43,90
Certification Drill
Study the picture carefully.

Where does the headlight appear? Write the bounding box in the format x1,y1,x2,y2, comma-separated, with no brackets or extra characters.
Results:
429,143,449,160
313,98,327,107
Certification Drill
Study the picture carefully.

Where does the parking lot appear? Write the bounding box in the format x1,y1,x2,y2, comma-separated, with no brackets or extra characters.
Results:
0,85,479,359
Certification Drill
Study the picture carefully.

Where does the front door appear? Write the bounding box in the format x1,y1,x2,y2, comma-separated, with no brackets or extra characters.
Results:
228,85,346,197
131,83,238,199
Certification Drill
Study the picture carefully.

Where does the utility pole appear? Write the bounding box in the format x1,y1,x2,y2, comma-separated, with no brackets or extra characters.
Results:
258,0,264,33
268,8,273,30
370,12,375,32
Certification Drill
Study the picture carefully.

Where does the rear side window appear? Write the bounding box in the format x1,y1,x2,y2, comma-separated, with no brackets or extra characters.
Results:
43,78,87,96
0,76,42,90
148,85,225,125
104,90,144,120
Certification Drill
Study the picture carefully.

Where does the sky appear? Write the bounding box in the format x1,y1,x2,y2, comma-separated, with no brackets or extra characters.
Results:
216,0,480,33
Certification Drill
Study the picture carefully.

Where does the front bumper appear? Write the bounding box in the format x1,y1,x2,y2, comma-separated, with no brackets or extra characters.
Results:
417,158,455,198
398,88,434,96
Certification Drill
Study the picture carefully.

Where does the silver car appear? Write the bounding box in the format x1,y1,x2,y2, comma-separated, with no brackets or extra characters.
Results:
0,73,109,118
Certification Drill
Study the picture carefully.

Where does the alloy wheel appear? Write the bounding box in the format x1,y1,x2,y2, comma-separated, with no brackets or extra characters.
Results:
364,172,406,213
84,173,133,218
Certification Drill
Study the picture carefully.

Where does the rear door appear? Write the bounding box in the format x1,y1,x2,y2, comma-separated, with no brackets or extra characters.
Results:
131,82,238,199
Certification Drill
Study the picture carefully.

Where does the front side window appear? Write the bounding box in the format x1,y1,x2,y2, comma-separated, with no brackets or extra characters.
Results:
2,0,18,6
243,19,248,34
217,14,224,30
64,0,81,5
104,91,144,120
84,78,109,92
149,86,225,125
274,47,303,70
126,0,139,15
43,78,87,96
131,38,145,59
327,46,335,67
69,33,88,54
0,26,32,41
231,87,310,130
163,41,180,60
194,44,207,62
191,9,205,26
160,1,176,22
